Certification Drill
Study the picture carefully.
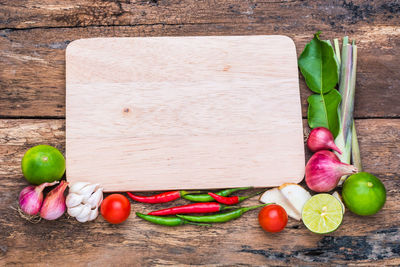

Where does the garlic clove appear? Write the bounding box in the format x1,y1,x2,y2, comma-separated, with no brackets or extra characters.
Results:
76,203,91,219
66,193,84,208
69,182,91,194
80,184,99,202
88,209,99,221
75,205,93,223
67,204,84,217
93,184,101,191
76,215,89,223
87,188,103,209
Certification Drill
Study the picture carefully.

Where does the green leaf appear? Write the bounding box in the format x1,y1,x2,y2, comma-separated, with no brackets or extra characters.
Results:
307,90,342,137
298,32,339,94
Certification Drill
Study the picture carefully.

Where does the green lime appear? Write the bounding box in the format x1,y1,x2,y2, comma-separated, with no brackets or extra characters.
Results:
342,172,386,216
302,194,343,234
21,145,65,185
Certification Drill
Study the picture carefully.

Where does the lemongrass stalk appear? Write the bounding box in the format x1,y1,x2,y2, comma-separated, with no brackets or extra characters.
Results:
334,37,352,165
340,42,355,147
352,121,362,171
334,38,360,184
330,39,340,79
349,43,362,171
334,38,362,173
334,39,341,64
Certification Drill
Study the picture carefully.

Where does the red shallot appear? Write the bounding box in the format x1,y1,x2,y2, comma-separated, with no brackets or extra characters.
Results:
305,150,358,192
40,180,69,220
307,127,342,154
19,181,59,215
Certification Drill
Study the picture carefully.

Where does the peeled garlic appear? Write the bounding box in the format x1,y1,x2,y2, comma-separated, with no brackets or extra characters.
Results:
66,182,103,223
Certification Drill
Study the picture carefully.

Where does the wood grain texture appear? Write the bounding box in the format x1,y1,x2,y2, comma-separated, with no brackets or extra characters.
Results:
0,2,399,117
0,0,399,265
65,36,304,191
1,0,399,30
0,118,399,265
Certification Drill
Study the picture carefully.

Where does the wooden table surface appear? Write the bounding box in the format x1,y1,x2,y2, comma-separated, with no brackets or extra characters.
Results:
1,0,399,265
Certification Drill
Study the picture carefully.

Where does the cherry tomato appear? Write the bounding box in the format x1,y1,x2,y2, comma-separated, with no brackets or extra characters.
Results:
258,204,288,233
101,194,131,224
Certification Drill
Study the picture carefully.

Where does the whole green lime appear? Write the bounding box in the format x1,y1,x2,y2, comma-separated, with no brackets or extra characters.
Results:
342,172,386,216
21,145,65,185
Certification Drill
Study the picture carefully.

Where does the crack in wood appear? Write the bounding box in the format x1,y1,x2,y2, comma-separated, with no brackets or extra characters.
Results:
239,227,400,262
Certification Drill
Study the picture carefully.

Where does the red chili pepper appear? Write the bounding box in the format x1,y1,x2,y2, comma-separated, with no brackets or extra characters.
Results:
148,202,236,216
208,192,241,205
208,191,265,205
127,190,200,204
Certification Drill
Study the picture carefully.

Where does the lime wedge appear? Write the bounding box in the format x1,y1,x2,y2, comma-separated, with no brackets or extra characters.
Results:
302,194,343,234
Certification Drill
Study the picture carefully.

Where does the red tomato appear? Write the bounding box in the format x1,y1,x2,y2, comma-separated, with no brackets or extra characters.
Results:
258,204,288,233
101,194,131,224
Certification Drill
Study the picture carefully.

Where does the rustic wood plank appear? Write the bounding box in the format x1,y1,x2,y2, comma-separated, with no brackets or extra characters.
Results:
0,24,400,118
1,118,399,179
1,0,399,30
0,118,399,265
1,0,400,118
1,24,399,118
1,0,399,265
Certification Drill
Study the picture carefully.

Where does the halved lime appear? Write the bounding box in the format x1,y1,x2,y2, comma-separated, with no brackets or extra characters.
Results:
302,194,343,234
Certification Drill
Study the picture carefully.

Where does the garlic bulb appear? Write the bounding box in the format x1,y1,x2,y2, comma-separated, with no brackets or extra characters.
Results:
66,182,103,223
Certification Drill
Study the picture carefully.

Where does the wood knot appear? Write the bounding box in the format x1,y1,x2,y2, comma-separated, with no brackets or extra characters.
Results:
223,65,231,72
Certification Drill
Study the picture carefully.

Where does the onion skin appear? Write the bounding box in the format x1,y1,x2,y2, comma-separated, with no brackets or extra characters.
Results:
307,127,342,154
19,186,43,215
315,150,340,160
40,181,69,220
306,150,358,192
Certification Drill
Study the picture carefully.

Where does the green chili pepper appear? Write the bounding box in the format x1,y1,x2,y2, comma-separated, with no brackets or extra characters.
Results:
136,212,210,227
176,204,268,223
182,187,252,202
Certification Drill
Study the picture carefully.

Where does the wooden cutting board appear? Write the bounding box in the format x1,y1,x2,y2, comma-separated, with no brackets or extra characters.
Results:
66,36,305,192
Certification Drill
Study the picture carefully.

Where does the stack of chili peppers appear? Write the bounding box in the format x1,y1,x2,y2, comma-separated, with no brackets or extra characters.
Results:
127,187,266,226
